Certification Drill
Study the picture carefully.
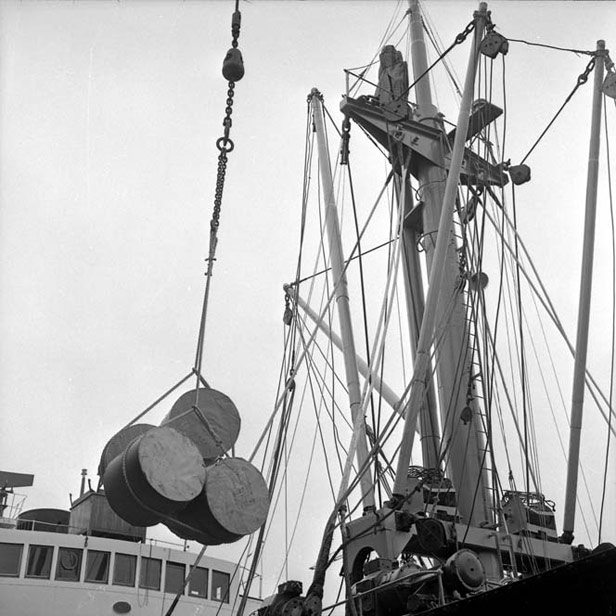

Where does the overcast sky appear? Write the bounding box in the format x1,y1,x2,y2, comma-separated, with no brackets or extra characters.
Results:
1,0,616,598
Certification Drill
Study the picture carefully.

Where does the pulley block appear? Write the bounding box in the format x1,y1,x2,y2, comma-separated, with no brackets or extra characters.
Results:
602,72,616,100
480,31,509,59
508,163,531,185
283,306,293,326
222,48,245,82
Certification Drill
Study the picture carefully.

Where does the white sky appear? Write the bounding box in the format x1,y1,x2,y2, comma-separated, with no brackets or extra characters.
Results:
1,0,616,599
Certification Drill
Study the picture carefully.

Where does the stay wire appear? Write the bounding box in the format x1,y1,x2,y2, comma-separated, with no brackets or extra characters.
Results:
511,186,531,493
508,37,595,57
345,157,383,505
345,2,408,97
400,18,476,101
520,55,597,165
421,7,462,97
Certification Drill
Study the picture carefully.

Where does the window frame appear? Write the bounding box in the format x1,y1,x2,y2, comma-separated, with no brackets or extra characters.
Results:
112,553,137,588
164,560,186,595
139,556,162,591
212,569,231,603
84,549,110,584
188,566,209,599
55,547,83,582
25,544,54,579
0,542,23,577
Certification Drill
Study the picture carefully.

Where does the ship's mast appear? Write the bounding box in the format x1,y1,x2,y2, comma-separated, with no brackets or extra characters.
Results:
390,1,493,526
562,39,606,544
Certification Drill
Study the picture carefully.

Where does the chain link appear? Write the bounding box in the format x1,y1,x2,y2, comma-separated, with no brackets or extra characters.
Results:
210,9,242,233
212,80,237,231
455,20,476,45
194,7,244,376
577,56,597,86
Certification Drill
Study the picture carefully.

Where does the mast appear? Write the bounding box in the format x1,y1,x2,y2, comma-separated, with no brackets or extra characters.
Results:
562,40,606,544
391,2,493,527
402,0,442,472
310,90,376,511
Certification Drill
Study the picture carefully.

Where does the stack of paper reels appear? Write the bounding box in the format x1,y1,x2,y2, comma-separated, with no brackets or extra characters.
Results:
161,387,241,463
103,425,206,526
100,387,270,545
163,457,270,545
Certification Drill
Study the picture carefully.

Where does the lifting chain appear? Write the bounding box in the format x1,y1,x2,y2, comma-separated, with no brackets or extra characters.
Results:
193,3,245,379
211,8,244,234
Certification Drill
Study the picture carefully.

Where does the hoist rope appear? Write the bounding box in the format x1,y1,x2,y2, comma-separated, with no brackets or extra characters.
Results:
346,161,384,505
165,5,245,614
482,203,616,437
511,185,532,492
244,378,299,608
525,286,600,536
193,3,244,388
481,189,600,536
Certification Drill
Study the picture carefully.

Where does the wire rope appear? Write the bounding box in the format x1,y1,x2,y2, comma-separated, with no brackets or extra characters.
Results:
508,38,595,57
520,56,597,164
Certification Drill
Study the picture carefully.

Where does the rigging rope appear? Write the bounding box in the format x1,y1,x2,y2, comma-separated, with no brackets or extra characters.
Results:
400,18,476,101
520,55,597,164
421,6,462,97
163,546,207,616
508,37,595,57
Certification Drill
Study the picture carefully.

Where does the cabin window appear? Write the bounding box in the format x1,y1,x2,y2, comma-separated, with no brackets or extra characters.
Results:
25,545,53,579
0,543,23,577
212,569,230,603
165,561,186,595
113,553,137,587
85,550,110,583
55,547,83,581
188,566,208,598
139,556,162,591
